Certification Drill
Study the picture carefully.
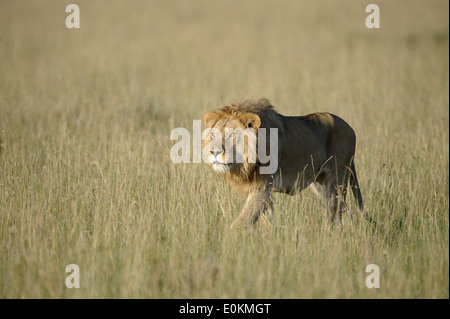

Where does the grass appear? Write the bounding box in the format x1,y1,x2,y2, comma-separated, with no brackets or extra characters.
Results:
0,0,448,298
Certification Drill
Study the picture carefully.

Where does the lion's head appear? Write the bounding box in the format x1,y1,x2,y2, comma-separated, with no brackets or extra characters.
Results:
202,98,281,184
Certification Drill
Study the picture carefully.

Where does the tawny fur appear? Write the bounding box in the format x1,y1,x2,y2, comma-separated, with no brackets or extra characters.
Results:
203,98,368,228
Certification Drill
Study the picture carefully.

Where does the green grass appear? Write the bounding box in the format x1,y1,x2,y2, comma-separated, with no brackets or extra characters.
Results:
0,0,448,298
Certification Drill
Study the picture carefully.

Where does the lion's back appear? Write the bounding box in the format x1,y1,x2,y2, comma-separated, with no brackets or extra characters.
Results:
275,112,357,192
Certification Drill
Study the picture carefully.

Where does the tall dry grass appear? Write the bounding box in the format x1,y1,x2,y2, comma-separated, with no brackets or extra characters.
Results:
0,0,448,298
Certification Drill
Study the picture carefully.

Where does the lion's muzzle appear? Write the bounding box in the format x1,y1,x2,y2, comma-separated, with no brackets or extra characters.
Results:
208,150,231,173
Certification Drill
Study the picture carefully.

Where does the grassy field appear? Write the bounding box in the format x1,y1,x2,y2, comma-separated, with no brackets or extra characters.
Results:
0,0,448,298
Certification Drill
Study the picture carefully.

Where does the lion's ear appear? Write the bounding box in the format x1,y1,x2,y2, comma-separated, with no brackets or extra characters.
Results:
204,112,220,127
239,114,261,130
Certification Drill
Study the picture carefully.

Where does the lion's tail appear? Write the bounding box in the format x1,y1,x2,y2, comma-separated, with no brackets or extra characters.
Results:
349,160,377,226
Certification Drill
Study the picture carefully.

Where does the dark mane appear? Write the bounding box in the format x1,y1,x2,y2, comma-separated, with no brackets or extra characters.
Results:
217,98,277,117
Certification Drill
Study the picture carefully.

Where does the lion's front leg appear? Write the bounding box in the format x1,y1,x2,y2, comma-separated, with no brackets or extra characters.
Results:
230,185,273,229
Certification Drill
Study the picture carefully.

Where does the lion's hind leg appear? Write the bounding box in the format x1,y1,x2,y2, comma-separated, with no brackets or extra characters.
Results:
309,183,325,202
320,169,349,224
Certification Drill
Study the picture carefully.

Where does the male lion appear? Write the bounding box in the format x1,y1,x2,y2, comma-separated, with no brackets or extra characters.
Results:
203,98,373,228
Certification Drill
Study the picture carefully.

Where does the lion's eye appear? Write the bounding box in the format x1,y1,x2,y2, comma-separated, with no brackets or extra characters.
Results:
210,132,215,139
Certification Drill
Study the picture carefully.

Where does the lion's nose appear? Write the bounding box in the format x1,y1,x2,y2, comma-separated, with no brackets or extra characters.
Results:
210,150,223,157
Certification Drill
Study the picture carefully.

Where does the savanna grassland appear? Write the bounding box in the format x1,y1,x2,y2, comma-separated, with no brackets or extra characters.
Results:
0,0,448,298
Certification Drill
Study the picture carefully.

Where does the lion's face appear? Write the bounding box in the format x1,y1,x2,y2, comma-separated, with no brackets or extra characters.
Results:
202,109,261,177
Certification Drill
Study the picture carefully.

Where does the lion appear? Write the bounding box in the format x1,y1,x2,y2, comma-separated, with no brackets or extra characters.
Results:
202,98,374,229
